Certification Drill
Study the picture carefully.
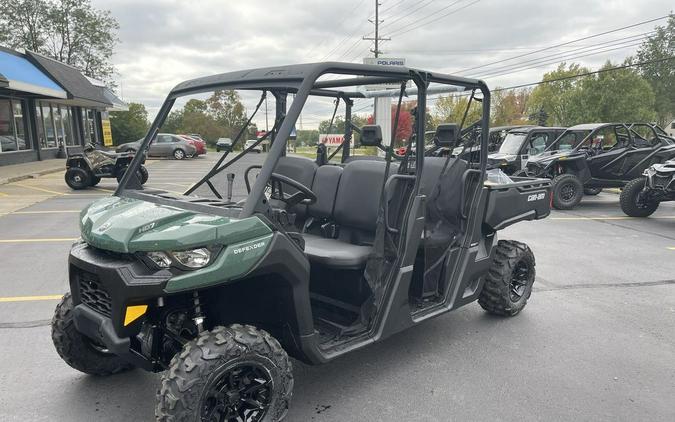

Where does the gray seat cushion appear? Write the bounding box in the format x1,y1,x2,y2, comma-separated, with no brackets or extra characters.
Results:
302,234,372,269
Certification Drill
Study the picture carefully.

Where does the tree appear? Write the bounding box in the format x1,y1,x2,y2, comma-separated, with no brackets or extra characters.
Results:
432,95,482,128
528,63,590,126
491,88,532,126
366,106,413,147
0,0,119,83
575,61,656,123
635,14,675,126
110,103,148,145
296,129,319,147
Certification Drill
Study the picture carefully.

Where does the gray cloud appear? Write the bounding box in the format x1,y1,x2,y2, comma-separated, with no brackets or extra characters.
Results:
95,0,673,126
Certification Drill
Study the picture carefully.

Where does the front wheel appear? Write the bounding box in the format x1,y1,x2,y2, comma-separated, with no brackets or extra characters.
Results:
551,173,584,209
156,324,293,422
478,240,536,316
139,165,149,184
51,293,134,375
173,148,186,160
620,177,659,217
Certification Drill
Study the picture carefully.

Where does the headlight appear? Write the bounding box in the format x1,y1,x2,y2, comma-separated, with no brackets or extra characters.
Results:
147,251,172,268
171,248,211,269
143,247,214,270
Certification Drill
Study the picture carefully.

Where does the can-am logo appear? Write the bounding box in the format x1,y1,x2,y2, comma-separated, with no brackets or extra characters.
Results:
233,241,266,255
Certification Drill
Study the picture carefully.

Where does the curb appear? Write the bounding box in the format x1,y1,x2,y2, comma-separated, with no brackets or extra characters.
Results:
0,166,63,186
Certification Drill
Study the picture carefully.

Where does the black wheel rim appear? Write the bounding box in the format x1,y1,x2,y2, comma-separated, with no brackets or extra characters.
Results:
560,183,576,202
201,361,273,422
510,260,531,302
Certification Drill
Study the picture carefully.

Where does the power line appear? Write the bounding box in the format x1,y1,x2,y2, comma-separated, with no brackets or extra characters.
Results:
383,0,468,37
380,0,434,29
454,15,669,74
470,31,654,79
306,0,368,58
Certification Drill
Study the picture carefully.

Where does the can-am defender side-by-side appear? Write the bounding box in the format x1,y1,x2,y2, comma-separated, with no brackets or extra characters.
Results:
620,159,675,217
64,143,149,190
487,126,566,175
524,123,675,209
51,63,552,421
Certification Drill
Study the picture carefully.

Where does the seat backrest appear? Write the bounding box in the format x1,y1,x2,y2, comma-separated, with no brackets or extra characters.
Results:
274,156,318,217
308,165,343,219
333,160,398,233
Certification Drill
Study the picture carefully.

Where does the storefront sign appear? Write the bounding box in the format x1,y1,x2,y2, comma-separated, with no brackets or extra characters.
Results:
101,119,113,146
319,134,344,146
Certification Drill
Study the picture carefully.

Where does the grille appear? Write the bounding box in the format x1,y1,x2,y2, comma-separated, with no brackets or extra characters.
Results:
652,175,672,189
77,270,112,317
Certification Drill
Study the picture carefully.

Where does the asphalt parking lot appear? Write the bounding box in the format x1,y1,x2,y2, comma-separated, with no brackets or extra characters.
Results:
0,154,674,421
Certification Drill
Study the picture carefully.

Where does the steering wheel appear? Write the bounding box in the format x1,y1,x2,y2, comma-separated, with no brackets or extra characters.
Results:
244,165,316,207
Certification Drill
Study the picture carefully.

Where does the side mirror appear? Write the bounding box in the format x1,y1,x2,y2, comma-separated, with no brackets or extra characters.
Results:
360,125,383,147
434,124,459,148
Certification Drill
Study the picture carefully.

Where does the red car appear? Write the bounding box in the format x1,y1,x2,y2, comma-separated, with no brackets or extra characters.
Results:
178,135,207,156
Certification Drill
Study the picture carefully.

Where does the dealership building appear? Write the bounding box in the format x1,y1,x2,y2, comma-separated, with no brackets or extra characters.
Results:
0,46,125,166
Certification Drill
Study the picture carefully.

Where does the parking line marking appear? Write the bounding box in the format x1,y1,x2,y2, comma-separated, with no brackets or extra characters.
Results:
0,295,63,303
0,238,78,243
551,216,675,221
0,191,8,197
11,210,81,214
668,247,675,251
13,183,66,196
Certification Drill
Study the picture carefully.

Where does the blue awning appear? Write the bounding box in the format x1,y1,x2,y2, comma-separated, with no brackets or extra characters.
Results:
0,50,67,98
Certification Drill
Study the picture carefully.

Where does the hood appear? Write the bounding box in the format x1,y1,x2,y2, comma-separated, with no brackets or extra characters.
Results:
80,197,271,253
652,160,675,174
488,153,517,162
527,150,573,165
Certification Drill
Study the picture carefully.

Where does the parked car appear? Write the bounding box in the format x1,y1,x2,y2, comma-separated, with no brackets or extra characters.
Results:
116,133,196,160
178,134,206,156
524,123,675,209
244,139,262,153
487,126,566,175
216,137,233,152
0,136,27,152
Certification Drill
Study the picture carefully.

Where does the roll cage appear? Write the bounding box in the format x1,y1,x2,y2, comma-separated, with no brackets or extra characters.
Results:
114,63,491,219
547,123,674,154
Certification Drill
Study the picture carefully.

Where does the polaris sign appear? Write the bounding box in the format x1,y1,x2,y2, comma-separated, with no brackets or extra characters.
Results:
363,58,406,67
363,57,406,89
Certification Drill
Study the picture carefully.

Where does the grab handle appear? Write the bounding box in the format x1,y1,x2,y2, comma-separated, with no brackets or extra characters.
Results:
383,174,416,233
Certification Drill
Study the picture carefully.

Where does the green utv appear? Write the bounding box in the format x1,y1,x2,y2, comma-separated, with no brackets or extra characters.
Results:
51,63,552,421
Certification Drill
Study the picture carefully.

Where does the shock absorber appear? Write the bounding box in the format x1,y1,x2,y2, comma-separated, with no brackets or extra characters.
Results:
192,291,205,333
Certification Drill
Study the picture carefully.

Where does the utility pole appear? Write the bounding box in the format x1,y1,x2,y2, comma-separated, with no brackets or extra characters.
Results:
363,0,390,58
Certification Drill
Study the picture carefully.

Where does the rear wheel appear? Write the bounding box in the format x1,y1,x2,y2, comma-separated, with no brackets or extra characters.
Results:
479,240,536,316
551,173,584,209
583,187,602,195
64,168,90,190
620,177,659,217
51,293,134,375
173,148,186,160
90,175,101,186
156,324,293,422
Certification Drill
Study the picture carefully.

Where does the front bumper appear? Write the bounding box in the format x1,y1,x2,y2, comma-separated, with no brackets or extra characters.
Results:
68,242,171,351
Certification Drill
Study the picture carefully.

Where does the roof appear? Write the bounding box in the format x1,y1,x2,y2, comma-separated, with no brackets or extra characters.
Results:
170,62,485,97
489,125,535,133
26,51,111,107
0,48,67,98
567,123,611,131
87,76,128,111
508,126,567,133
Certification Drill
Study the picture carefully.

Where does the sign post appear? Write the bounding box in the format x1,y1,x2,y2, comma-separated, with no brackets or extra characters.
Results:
363,57,406,155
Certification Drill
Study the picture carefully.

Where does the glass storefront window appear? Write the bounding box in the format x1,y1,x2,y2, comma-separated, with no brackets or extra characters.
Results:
0,98,31,153
63,106,75,146
41,103,57,148
11,100,29,151
0,99,16,152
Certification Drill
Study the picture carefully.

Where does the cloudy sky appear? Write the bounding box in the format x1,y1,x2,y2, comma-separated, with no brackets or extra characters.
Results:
93,0,673,127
